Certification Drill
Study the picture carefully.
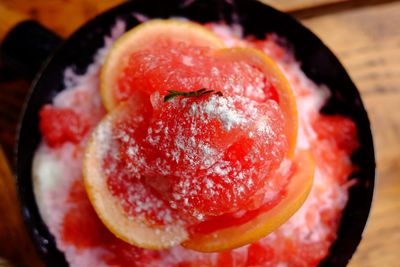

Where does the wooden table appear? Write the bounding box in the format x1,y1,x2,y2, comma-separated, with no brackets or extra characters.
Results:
0,0,399,266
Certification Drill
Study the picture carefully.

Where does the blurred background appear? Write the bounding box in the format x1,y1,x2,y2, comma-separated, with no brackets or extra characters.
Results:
0,0,399,266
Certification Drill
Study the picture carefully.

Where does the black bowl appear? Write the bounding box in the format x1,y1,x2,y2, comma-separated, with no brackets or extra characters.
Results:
15,0,375,266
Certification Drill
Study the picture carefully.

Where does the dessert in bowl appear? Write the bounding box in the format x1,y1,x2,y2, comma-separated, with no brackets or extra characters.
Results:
16,1,375,266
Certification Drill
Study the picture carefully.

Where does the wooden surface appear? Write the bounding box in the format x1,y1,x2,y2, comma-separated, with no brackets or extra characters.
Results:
0,4,27,40
262,0,350,12
0,0,399,266
301,2,400,266
0,150,43,266
0,0,124,38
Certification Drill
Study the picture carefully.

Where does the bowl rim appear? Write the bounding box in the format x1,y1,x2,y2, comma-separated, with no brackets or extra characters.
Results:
15,0,375,266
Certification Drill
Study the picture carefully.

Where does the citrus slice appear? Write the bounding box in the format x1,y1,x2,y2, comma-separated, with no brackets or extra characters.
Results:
83,102,188,249
214,47,298,157
182,150,314,252
101,19,225,111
